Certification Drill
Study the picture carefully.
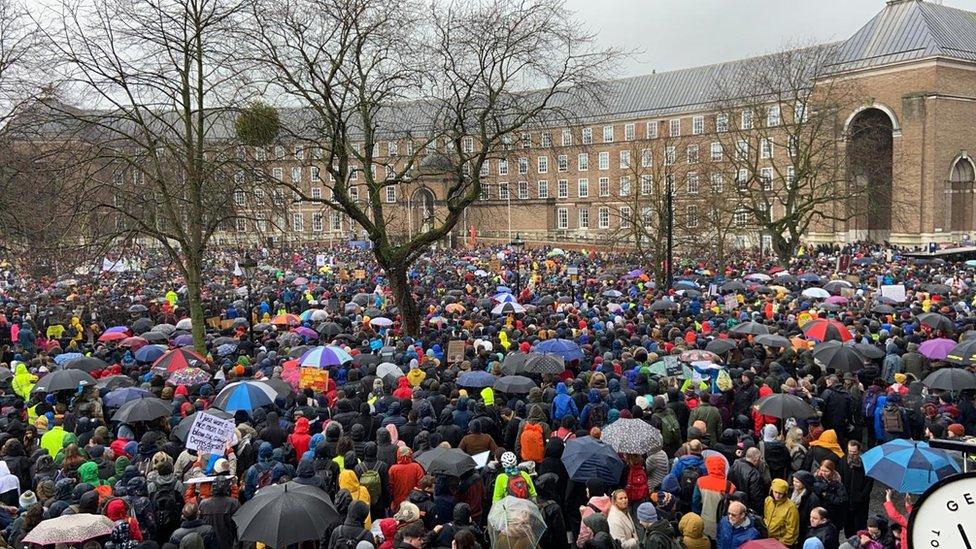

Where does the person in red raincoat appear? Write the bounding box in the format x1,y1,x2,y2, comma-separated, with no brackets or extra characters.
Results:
388,446,424,513
288,417,312,462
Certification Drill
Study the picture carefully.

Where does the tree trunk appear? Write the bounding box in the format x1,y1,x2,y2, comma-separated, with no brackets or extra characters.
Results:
185,253,207,354
771,233,794,263
386,262,421,336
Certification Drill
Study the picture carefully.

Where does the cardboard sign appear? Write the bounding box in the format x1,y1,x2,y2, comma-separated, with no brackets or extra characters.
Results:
315,254,327,267
724,295,739,310
489,259,501,273
662,355,682,376
299,367,329,392
339,269,350,281
840,288,856,298
186,413,236,455
880,284,907,303
353,269,366,280
446,340,465,364
206,316,223,330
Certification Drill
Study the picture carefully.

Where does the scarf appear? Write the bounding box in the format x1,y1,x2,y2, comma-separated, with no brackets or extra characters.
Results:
790,488,804,507
607,504,637,542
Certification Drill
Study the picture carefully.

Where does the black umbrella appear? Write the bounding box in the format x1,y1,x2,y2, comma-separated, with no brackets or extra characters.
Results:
925,283,952,295
705,339,737,355
0,369,12,382
415,447,477,477
812,341,863,372
493,375,537,394
63,357,109,373
537,296,556,307
213,336,238,347
142,331,168,344
649,298,678,312
131,318,154,334
523,353,566,375
923,368,976,392
352,293,371,306
754,334,792,348
173,408,234,442
918,313,954,333
947,339,976,366
128,304,148,314
475,298,493,309
500,352,529,376
112,397,171,424
364,308,382,318
730,321,770,336
33,370,97,393
352,354,381,367
316,322,342,338
233,482,340,547
720,281,746,293
260,378,295,398
756,393,818,419
853,343,885,359
288,345,312,359
97,375,137,390
871,303,896,315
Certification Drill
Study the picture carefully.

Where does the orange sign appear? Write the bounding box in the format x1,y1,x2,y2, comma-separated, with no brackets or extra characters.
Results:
299,367,329,392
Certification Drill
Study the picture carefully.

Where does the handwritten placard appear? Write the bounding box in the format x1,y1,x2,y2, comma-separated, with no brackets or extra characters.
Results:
299,367,329,392
186,413,235,455
446,340,465,364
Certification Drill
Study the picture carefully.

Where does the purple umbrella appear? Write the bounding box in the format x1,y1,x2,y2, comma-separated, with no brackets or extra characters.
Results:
919,338,957,361
825,295,849,305
294,326,318,339
173,334,194,347
105,326,130,334
623,269,644,279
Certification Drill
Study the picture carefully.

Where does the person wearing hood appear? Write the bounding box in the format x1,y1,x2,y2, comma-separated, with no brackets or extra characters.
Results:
580,389,608,431
168,502,216,547
78,461,112,501
764,478,799,546
0,461,19,507
636,501,677,549
376,426,398,467
677,512,710,549
242,441,283,501
792,471,821,543
452,396,473,431
259,411,287,448
327,500,373,548
760,424,791,480
803,429,845,471
393,376,413,400
198,477,240,549
423,502,485,549
576,478,611,547
688,393,723,443
355,441,390,518
458,418,498,456
47,478,74,517
398,411,421,449
534,473,569,549
514,403,550,463
436,409,464,448
11,362,35,400
40,416,68,458
733,371,759,417
2,439,31,491
692,454,736,539
607,378,628,411
406,359,426,387
288,417,312,461
821,375,853,442
388,446,424,513
551,382,579,423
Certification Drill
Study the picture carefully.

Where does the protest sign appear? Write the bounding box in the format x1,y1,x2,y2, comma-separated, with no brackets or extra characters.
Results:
353,269,366,280
186,413,235,455
299,367,329,392
662,355,682,376
446,340,465,364
880,284,907,303
315,254,327,267
724,295,738,310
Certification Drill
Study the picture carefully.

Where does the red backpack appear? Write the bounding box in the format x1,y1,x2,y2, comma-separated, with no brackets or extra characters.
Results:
626,464,649,502
506,473,530,499
520,423,545,463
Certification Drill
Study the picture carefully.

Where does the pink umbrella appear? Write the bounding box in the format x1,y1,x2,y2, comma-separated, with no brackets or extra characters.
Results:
919,338,957,360
280,363,301,390
825,295,849,305
294,326,318,340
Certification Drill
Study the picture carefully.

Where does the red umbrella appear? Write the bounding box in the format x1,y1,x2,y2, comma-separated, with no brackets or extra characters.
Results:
98,331,128,342
801,319,853,343
151,348,208,373
120,336,148,350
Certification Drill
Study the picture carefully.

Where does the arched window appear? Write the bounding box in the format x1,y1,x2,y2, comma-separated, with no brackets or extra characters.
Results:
948,156,976,233
951,157,975,183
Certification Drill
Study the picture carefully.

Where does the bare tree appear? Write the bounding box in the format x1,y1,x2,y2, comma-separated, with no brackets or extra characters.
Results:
0,0,33,125
246,0,616,335
35,0,257,351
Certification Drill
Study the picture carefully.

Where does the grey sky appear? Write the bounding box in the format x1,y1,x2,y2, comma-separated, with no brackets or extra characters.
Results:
565,0,976,77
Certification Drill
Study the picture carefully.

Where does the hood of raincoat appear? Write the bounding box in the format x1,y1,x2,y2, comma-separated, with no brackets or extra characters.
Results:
78,461,100,485
293,417,310,435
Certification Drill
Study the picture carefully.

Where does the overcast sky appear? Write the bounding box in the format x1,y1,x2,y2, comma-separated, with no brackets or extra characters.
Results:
565,0,976,77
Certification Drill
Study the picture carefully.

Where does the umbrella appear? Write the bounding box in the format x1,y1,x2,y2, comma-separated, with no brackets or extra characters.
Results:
536,296,555,307
415,447,477,477
97,375,137,390
377,362,404,383
918,312,954,333
112,397,171,424
812,340,864,372
261,378,295,398
457,371,497,389
801,287,830,299
103,387,152,408
132,317,154,334
824,295,848,306
801,319,852,342
173,334,194,347
64,356,109,373
175,318,192,330
142,331,168,344
98,331,128,342
252,322,272,332
755,393,818,419
925,283,952,295
533,338,584,361
918,338,957,361
317,322,343,338
500,352,530,376
562,436,624,485
216,343,237,357
862,439,960,494
649,298,678,311
298,345,353,368
167,367,212,386
134,344,167,363
745,273,772,282
720,281,746,292
493,375,537,394
352,292,372,305
945,339,976,365
105,325,130,334
53,352,84,365
602,289,623,298
853,257,876,266
293,276,309,286
173,408,235,442
370,317,393,328
293,326,318,340
152,348,208,373
852,343,886,359
871,303,896,315
522,353,566,375
364,308,383,318
705,338,737,355
679,349,721,363
547,248,565,256
445,303,466,314
754,334,791,348
740,540,789,549
33,369,97,393
730,321,770,336
287,345,313,359
214,380,279,412
153,323,177,335
823,279,853,294
922,368,976,392
487,496,548,549
234,482,340,547
271,313,301,326
601,418,663,454
492,302,525,315
23,514,115,545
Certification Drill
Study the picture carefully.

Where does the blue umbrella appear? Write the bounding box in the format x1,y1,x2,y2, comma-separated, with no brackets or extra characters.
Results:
561,436,624,485
602,289,623,298
298,345,353,368
456,371,497,389
213,381,278,413
53,353,84,366
134,345,166,363
103,387,152,408
496,286,512,294
493,293,517,303
862,439,961,494
217,343,237,357
534,338,584,361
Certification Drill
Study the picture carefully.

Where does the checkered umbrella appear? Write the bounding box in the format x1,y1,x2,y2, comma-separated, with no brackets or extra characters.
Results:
23,514,115,545
601,418,663,455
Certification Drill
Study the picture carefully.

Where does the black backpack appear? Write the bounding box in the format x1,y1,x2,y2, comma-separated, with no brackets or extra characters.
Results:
150,485,182,536
678,465,701,503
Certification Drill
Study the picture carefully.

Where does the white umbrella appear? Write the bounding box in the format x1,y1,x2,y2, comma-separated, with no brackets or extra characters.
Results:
492,302,525,315
175,318,192,330
802,287,830,299
370,317,393,327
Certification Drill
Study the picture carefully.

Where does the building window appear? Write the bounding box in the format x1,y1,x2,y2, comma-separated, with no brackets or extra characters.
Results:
292,212,304,232
349,187,359,201
641,206,653,224
462,137,474,153
330,211,342,231
311,166,321,181
518,181,528,199
734,206,748,226
741,110,753,130
598,206,610,229
760,167,774,190
480,160,490,177
498,183,509,200
557,207,569,229
767,105,781,127
538,180,549,199
669,119,681,137
624,123,635,140
501,135,512,151
236,218,247,232
540,132,552,147
686,172,699,194
312,213,324,232
716,113,729,133
233,190,245,207
761,138,773,159
272,167,283,181
602,125,614,143
786,166,796,188
692,116,704,135
577,178,589,198
709,142,722,162
291,167,302,183
537,156,548,173
561,129,572,147
599,177,610,197
641,149,652,168
620,206,632,228
736,140,748,160
665,146,676,166
794,102,807,123
737,168,749,190
272,190,285,206
309,187,322,199
274,145,285,159
385,186,396,203
518,157,528,175
619,176,631,196
641,175,653,195
687,205,699,227
498,159,508,175
582,127,593,144
789,135,798,158
557,179,568,198
578,207,589,229
521,132,531,149
255,147,267,161
687,144,699,164
386,141,398,156
598,152,610,170
254,189,265,205
294,146,304,160
646,121,658,139
557,155,568,172
619,150,630,168
480,184,491,200
578,153,589,171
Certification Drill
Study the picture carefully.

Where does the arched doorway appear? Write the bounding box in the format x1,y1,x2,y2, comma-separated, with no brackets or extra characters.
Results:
409,187,436,237
847,108,894,241
949,155,976,235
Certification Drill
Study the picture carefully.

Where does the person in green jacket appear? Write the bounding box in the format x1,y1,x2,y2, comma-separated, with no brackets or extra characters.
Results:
108,455,130,486
11,363,35,400
40,417,68,458
492,452,537,503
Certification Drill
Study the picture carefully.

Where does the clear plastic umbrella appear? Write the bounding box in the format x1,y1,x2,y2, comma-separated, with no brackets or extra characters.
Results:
487,496,547,549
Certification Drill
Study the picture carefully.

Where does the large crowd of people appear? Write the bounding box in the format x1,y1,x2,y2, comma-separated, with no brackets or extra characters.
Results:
0,240,971,549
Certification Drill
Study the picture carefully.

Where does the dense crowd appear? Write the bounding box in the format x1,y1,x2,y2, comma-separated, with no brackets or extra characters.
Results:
0,240,971,549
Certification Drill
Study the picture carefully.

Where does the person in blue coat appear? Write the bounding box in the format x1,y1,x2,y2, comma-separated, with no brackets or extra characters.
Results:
551,382,578,422
716,501,760,549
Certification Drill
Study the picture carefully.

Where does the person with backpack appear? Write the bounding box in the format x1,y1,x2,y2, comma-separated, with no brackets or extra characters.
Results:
514,404,550,463
148,465,184,544
241,441,283,501
167,502,216,547
861,381,884,445
669,440,707,511
878,394,908,442
580,389,608,431
491,452,536,503
105,497,143,544
551,382,579,423
651,397,681,457
535,473,569,549
326,500,374,549
389,446,425,514
691,454,736,540
820,375,853,444
624,455,650,504
636,501,678,549
355,442,390,519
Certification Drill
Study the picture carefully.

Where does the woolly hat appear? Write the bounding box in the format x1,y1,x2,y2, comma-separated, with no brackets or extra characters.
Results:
636,502,657,523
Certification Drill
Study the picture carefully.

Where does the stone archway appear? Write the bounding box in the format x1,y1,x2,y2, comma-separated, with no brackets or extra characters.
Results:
949,155,976,235
409,186,436,237
847,108,894,241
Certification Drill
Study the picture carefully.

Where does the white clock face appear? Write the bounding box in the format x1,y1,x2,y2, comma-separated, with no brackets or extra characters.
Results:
910,472,976,549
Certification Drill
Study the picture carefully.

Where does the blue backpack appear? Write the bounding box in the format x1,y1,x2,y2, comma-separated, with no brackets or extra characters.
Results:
863,391,880,419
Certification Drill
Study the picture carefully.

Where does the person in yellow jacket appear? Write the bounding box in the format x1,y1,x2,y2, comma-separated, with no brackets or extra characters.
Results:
69,317,84,342
763,478,799,547
11,362,36,400
40,417,69,458
338,453,372,528
165,290,178,307
406,360,425,387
